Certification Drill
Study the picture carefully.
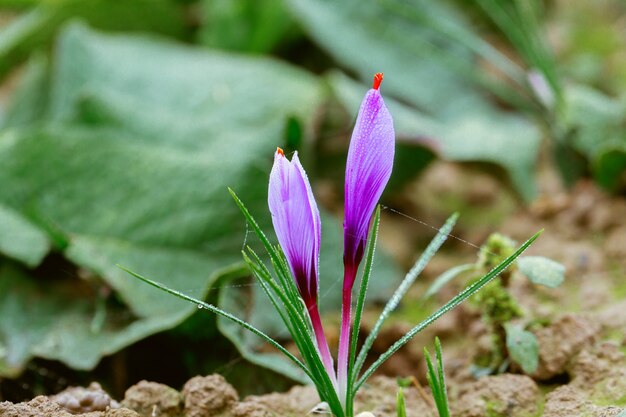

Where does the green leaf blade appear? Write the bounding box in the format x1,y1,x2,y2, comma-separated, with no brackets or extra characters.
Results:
355,230,542,391
353,213,458,380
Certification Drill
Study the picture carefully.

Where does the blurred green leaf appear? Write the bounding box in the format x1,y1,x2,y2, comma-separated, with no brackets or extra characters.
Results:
329,72,541,200
0,23,326,373
593,143,626,192
562,85,626,190
0,0,186,80
0,261,183,377
290,0,477,114
1,53,49,129
504,323,538,374
565,85,626,157
517,256,565,288
198,0,298,53
0,204,49,267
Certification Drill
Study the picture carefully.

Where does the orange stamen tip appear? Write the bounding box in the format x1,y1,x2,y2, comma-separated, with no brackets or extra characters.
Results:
373,72,384,90
276,147,284,156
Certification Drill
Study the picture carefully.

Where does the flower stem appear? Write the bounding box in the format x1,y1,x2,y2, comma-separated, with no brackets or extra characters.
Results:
338,264,358,408
308,302,338,389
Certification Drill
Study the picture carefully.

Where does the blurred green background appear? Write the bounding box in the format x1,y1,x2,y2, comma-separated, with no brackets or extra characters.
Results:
0,0,625,402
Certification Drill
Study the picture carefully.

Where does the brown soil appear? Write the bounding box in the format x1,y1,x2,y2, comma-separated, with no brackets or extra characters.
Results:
2,333,626,417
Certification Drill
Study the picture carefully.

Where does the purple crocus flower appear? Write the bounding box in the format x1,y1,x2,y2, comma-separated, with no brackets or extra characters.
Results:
338,73,395,400
268,148,336,384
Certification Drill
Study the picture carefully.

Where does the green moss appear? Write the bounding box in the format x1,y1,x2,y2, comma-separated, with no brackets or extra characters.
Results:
533,392,546,417
472,233,522,325
473,279,523,324
478,233,516,271
593,392,626,407
610,266,626,301
604,328,625,344
467,233,526,371
485,399,505,417
483,398,543,417
591,378,626,407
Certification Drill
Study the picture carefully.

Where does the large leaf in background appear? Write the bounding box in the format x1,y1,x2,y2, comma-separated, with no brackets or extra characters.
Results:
197,0,299,53
0,23,326,374
0,260,185,377
0,204,49,267
329,73,540,200
290,0,541,200
289,0,477,115
0,0,186,80
0,53,49,129
594,144,626,192
563,85,626,191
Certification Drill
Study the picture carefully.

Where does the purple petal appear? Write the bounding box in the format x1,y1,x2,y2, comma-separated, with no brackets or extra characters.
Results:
343,76,395,274
268,149,321,304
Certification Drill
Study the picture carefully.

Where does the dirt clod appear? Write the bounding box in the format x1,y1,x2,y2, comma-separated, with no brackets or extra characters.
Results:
570,342,626,384
533,313,600,380
454,374,539,417
0,395,140,417
0,396,70,417
104,410,142,417
237,385,317,416
543,385,624,417
53,382,116,413
229,401,274,417
181,375,238,417
605,225,626,258
354,376,432,417
122,380,182,417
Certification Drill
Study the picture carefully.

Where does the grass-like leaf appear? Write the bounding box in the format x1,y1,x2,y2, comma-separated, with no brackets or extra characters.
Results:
228,188,302,304
345,206,381,416
353,213,458,380
425,338,450,417
476,0,561,105
117,264,312,379
354,229,542,392
396,386,407,417
243,248,329,382
229,190,344,415
379,0,535,112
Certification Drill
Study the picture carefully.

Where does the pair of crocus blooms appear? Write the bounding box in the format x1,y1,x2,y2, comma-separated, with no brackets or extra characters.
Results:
268,73,394,404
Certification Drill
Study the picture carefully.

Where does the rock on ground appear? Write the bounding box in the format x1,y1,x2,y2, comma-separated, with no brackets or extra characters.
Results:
533,313,600,380
181,375,238,417
543,385,624,417
51,382,118,414
0,395,139,417
122,380,182,417
453,374,540,417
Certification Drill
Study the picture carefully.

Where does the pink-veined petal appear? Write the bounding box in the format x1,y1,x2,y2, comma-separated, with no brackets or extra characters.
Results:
343,74,395,277
268,149,321,304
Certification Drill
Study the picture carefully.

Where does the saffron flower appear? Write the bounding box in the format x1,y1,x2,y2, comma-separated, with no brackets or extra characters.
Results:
338,72,395,401
125,71,541,417
343,72,395,279
268,148,336,383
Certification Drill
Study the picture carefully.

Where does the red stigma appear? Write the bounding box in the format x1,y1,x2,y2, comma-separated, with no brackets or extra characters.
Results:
276,147,284,156
373,72,384,90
